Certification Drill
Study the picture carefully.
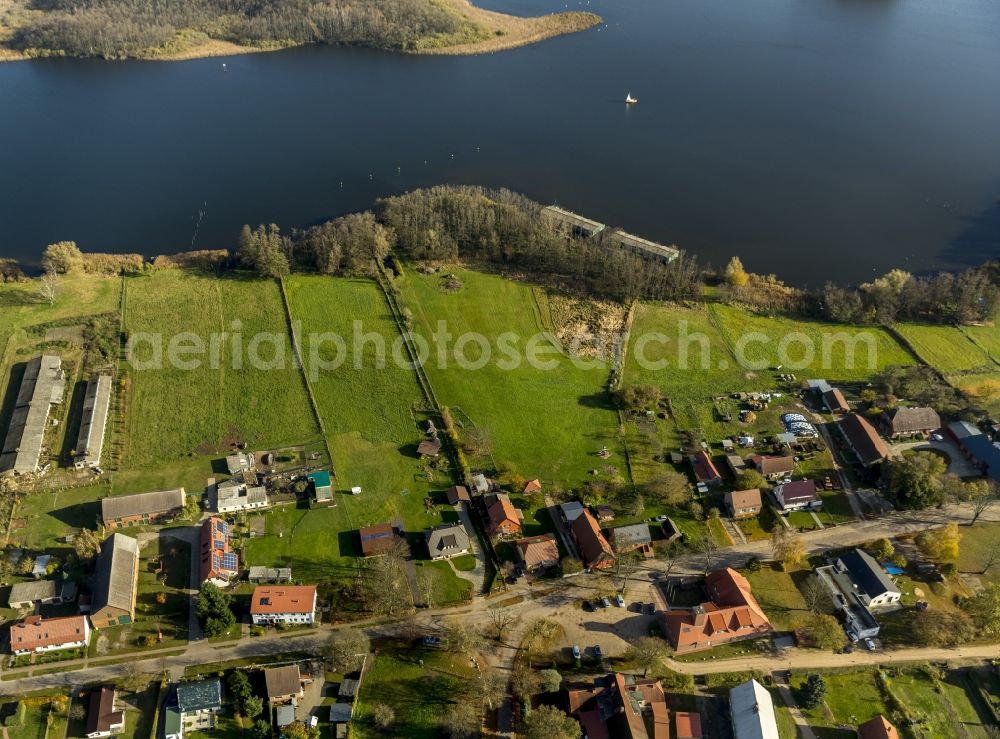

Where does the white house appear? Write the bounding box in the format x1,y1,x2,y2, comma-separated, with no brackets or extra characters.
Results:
214,478,269,514
774,480,821,511
249,585,317,626
166,679,223,739
730,679,779,739
817,548,901,640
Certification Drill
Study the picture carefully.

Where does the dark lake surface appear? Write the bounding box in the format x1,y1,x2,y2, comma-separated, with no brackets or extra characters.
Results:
1,0,999,285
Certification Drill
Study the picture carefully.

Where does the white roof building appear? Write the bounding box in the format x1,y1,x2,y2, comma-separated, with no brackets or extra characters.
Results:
730,679,779,739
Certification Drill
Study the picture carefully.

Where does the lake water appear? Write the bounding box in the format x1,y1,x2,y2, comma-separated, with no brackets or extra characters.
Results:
1,0,999,285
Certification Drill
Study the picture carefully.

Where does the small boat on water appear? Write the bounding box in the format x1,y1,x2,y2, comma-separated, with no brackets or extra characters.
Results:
625,92,638,104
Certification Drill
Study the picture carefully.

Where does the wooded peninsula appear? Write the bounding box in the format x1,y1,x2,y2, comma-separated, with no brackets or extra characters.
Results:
0,0,600,61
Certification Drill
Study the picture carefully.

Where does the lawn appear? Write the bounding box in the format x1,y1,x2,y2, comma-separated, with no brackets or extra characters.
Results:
352,643,480,738
451,554,477,571
791,668,889,733
399,268,624,491
710,304,916,381
745,564,808,631
962,321,1000,363
956,521,1000,587
895,324,994,373
412,560,473,607
122,270,319,467
9,483,109,552
0,695,69,739
882,666,995,738
948,372,1000,418
285,276,451,533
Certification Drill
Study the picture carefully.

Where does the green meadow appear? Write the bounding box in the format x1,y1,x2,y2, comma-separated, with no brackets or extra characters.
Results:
896,323,994,373
400,268,623,490
122,270,318,466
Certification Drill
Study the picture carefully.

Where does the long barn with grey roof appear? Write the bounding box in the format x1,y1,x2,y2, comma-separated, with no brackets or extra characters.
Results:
102,488,185,528
91,533,139,628
0,354,66,475
74,373,112,469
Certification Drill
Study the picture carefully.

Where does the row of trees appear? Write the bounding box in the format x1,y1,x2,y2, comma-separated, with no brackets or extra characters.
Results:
12,0,468,58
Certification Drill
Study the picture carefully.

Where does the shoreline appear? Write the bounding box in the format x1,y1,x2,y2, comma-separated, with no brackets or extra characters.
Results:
0,2,600,64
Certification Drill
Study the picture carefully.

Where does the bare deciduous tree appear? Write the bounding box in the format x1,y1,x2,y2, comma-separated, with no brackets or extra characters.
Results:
487,606,518,641
38,270,58,305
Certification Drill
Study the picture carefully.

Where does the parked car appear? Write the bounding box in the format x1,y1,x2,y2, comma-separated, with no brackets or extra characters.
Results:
593,645,603,660
614,594,625,607
653,514,668,522
645,602,657,615
572,645,581,660
600,596,611,608
422,636,444,649
863,638,877,651
930,433,943,442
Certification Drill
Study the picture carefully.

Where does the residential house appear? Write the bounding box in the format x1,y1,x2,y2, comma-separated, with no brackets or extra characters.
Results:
358,523,398,557
749,454,795,480
730,679,779,739
881,407,941,439
661,568,772,654
226,452,255,475
9,614,90,655
249,585,317,626
691,451,722,485
199,517,238,587
91,533,139,628
85,686,125,739
564,672,670,739
857,715,899,739
674,712,703,739
818,549,901,640
571,510,615,570
74,373,112,470
6,579,76,610
774,480,821,511
425,523,471,560
948,421,1000,485
170,679,222,739
523,479,542,495
607,523,652,555
486,493,524,538
248,566,292,584
838,414,890,467
513,534,559,572
725,489,762,519
445,485,470,505
215,478,268,514
102,489,186,528
822,388,850,414
0,354,66,475
264,664,303,705
308,471,333,504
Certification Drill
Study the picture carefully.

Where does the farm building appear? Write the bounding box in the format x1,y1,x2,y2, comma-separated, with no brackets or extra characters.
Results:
248,566,292,583
571,510,614,570
837,414,890,467
249,585,317,626
7,579,76,610
513,534,559,572
215,478,268,514
541,205,606,238
85,685,125,739
947,421,1000,484
595,504,615,522
725,489,762,519
880,407,941,438
610,229,681,264
102,488,186,528
199,517,238,587
773,480,820,511
74,373,113,469
690,451,722,485
822,388,849,414
225,452,255,475
607,523,652,555
0,354,66,475
661,568,772,654
358,523,398,557
486,494,524,538
91,533,139,628
445,485,470,505
308,470,333,503
748,454,795,479
729,679,779,739
416,438,442,458
9,614,90,655
563,672,671,739
724,454,746,477
522,479,542,495
471,473,490,494
425,523,471,560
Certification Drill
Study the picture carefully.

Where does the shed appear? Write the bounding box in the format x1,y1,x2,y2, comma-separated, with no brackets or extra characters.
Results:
308,471,333,503
275,705,296,728
329,703,354,724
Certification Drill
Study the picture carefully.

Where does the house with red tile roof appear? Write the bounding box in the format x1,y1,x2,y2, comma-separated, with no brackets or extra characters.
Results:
514,534,559,572
563,672,671,739
661,568,772,654
838,414,890,467
199,517,238,587
857,715,898,739
9,614,90,655
249,586,317,626
523,479,542,495
570,509,614,570
691,451,722,485
674,711,703,739
486,493,524,538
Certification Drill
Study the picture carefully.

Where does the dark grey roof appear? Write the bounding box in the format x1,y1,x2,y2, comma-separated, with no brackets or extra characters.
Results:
885,407,940,434
425,524,470,555
264,665,301,699
838,549,899,600
0,354,66,474
92,533,138,615
8,579,59,605
102,489,185,522
608,523,652,549
329,703,353,723
338,679,359,698
176,679,222,713
75,373,112,466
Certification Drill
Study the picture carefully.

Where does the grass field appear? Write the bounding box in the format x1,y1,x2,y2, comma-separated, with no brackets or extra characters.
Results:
883,667,994,738
956,522,1000,587
948,372,1000,417
710,304,916,381
9,483,109,552
791,668,889,735
123,270,319,466
895,324,994,373
413,560,473,606
352,643,480,738
745,564,808,631
963,321,1000,363
400,268,623,491
0,696,69,739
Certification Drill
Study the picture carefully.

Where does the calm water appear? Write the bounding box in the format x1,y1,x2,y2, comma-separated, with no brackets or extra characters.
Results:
1,0,999,285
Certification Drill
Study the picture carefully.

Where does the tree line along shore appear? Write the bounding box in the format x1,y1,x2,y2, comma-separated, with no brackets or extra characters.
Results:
0,0,600,61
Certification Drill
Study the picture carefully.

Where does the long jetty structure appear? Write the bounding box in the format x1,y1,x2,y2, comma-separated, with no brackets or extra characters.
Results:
541,205,681,264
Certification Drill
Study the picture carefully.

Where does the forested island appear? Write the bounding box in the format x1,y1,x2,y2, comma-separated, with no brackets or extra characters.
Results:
0,0,600,61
